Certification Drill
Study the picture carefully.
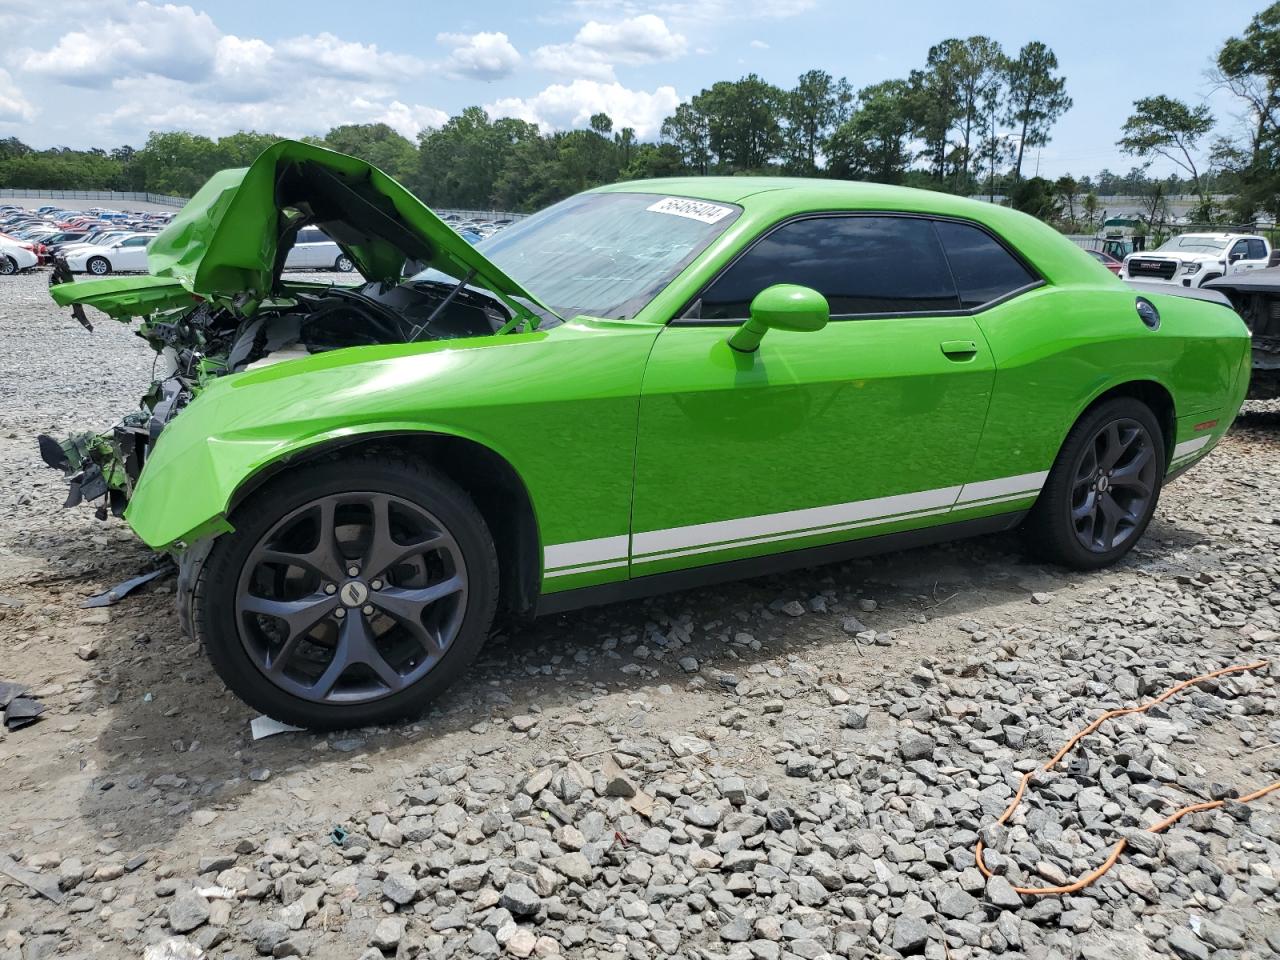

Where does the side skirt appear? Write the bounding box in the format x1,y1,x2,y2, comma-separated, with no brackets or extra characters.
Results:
536,510,1028,617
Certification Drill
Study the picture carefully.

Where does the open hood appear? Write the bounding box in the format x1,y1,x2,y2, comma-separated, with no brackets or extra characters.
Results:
52,140,545,324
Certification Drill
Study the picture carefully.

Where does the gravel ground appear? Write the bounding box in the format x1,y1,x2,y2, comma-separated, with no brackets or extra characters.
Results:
0,269,1277,960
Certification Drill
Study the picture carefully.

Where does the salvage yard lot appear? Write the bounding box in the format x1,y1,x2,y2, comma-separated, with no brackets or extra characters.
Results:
0,269,1278,958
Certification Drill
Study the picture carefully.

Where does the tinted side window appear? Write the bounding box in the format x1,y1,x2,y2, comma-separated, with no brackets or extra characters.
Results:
934,220,1036,309
1230,239,1249,259
1247,238,1267,260
699,215,960,320
296,229,321,244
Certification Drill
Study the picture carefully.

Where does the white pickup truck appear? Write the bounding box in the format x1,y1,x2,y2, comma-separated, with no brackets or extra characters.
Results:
1120,232,1275,288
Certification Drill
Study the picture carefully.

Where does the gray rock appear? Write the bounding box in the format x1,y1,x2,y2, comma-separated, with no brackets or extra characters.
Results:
985,875,1023,910
499,881,541,917
167,892,210,934
899,733,936,761
1167,927,1209,960
891,915,929,954
382,872,417,905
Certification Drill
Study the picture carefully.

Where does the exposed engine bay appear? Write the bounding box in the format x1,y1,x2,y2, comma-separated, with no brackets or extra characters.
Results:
38,273,513,517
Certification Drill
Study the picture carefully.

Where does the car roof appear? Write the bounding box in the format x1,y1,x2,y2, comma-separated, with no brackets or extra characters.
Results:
597,176,1015,217
594,176,1106,287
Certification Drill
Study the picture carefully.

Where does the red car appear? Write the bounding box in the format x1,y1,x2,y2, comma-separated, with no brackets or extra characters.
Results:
1086,249,1123,274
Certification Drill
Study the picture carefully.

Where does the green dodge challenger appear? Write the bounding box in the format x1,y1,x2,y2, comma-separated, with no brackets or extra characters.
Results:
44,141,1250,727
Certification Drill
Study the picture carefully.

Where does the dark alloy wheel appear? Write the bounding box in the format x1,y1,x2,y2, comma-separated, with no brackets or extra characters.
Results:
196,455,499,728
1067,417,1158,553
1026,397,1166,569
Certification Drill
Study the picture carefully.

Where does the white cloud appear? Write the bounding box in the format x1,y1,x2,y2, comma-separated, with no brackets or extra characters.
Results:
750,39,770,49
437,31,522,81
376,101,451,139
488,79,680,138
276,33,424,82
532,14,686,81
101,73,445,142
558,0,815,25
0,69,36,123
19,2,220,87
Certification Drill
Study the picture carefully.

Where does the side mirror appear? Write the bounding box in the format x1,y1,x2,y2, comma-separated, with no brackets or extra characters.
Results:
728,284,829,353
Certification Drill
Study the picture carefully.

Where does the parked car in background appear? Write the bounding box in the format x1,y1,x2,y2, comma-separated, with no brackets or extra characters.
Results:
1087,249,1123,274
42,141,1250,727
0,238,39,275
60,234,153,275
1120,232,1272,287
1206,267,1280,400
282,227,354,272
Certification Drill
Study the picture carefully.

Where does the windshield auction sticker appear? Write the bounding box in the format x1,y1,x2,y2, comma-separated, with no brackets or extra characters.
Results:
646,197,734,224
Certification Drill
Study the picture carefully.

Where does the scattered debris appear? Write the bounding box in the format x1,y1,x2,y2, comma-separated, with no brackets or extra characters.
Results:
0,854,64,904
80,564,174,608
0,680,43,731
250,715,305,740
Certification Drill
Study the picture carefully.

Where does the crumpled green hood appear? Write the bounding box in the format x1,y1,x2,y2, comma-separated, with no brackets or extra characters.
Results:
52,139,542,322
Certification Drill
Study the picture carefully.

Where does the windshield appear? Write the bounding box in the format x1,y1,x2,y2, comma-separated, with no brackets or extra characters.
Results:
1155,236,1229,254
414,192,741,320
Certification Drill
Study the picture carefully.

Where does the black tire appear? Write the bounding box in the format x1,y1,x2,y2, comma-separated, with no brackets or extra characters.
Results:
0,256,16,276
194,453,499,729
334,254,354,272
86,256,111,276
1025,397,1165,570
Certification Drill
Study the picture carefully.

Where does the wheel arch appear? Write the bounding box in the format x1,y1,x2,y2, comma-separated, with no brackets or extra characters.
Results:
1071,379,1176,465
225,429,543,617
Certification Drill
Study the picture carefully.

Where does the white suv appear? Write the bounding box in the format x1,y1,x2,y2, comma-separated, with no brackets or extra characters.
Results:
1120,232,1273,288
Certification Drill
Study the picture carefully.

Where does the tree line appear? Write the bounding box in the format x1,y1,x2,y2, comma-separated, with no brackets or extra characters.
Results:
1,5,1276,228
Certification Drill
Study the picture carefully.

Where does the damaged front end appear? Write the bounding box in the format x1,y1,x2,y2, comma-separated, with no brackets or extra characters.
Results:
38,139,549,532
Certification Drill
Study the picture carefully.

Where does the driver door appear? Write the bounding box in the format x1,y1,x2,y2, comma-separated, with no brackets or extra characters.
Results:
629,213,1025,578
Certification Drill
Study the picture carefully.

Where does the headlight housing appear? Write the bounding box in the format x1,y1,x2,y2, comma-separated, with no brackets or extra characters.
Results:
1181,262,1202,274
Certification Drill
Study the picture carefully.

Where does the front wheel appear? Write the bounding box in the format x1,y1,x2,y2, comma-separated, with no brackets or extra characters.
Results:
194,455,499,729
1025,397,1165,569
86,256,111,276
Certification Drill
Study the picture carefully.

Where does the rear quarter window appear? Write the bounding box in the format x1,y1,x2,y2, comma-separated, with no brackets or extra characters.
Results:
934,219,1038,308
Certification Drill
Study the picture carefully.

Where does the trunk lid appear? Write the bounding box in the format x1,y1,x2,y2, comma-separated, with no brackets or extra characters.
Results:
51,140,545,324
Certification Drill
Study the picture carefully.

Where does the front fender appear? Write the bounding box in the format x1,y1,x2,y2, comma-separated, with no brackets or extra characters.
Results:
122,320,658,560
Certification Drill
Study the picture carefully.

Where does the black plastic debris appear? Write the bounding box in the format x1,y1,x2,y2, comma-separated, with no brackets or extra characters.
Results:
81,564,175,608
0,680,44,731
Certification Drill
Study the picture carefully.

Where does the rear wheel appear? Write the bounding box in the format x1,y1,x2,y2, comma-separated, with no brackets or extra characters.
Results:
0,256,16,276
334,254,354,272
86,256,111,276
1025,397,1165,569
194,455,499,728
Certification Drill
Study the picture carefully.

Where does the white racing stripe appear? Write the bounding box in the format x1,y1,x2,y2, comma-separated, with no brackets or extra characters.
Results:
1171,436,1210,460
543,534,629,573
631,486,962,557
543,436,1223,578
955,471,1049,505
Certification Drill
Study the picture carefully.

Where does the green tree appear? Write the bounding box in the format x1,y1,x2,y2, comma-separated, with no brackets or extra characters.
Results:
1009,175,1057,219
826,80,912,183
700,75,787,171
661,102,711,174
1118,95,1215,215
132,131,226,195
1054,173,1079,223
1082,190,1099,228
1212,2,1280,221
1003,42,1072,181
312,123,417,181
783,69,853,174
949,36,1006,192
414,107,540,208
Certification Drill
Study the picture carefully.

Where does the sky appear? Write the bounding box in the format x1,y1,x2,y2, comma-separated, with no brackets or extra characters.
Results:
0,0,1262,179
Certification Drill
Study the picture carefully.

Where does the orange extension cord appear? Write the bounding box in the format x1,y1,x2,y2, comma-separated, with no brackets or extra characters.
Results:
974,660,1279,896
